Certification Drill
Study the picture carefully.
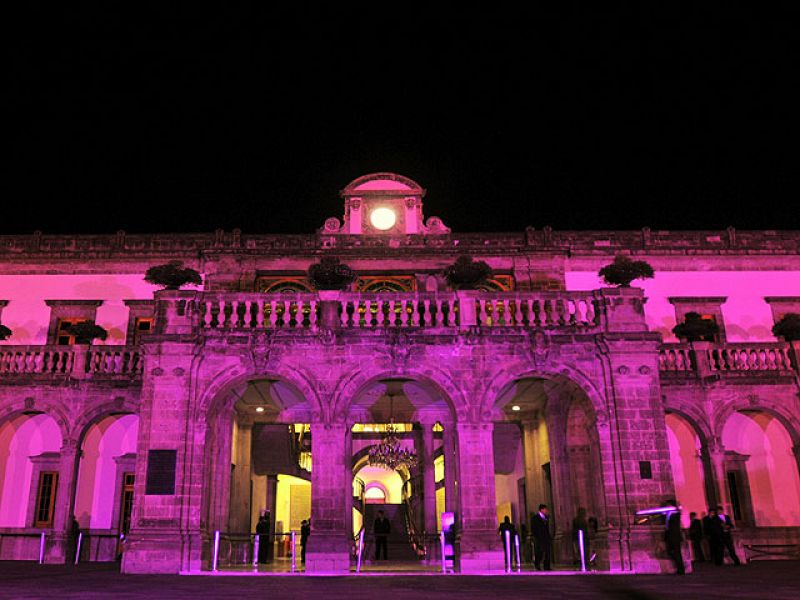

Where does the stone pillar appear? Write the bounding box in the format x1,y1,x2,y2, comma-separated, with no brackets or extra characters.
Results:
317,291,341,329
707,442,731,515
52,440,80,563
443,425,458,513
265,474,278,558
306,423,350,573
546,410,574,565
228,420,253,533
455,422,503,572
421,425,438,536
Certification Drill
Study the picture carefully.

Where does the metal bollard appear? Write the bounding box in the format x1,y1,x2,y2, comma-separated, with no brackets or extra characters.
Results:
252,534,260,570
578,529,587,572
440,531,446,574
74,531,83,565
504,530,511,573
356,528,365,574
291,531,297,573
514,534,521,573
38,531,46,564
212,530,220,572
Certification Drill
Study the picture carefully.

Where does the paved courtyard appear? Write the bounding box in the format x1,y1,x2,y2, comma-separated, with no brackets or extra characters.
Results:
1,561,799,599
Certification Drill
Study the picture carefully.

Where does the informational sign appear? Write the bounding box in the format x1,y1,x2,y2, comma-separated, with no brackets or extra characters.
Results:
145,449,177,495
441,511,456,558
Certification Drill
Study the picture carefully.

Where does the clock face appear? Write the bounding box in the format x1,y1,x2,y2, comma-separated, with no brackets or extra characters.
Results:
369,207,397,231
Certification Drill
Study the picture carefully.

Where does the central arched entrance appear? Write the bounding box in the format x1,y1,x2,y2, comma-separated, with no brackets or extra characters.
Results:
345,377,455,569
492,374,607,570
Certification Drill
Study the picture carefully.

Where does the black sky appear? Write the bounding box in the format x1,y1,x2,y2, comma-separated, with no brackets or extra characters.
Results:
7,4,799,234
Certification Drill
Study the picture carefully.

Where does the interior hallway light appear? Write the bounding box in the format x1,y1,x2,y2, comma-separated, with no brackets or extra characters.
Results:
255,406,265,413
511,405,521,411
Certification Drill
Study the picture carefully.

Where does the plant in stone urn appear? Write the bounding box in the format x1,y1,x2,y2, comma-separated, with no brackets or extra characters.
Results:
0,324,12,340
672,312,719,343
64,321,109,344
443,255,493,289
598,255,654,287
308,256,357,290
144,261,203,290
772,313,800,341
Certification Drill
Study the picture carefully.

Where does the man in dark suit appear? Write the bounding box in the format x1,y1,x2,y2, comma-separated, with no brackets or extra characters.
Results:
704,507,725,565
716,505,741,565
664,499,684,575
531,504,552,571
374,510,391,560
688,512,705,563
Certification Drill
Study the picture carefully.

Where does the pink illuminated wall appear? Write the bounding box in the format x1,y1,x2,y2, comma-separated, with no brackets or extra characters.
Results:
74,414,139,529
722,411,800,527
565,271,800,342
0,275,162,345
665,413,708,526
0,414,63,527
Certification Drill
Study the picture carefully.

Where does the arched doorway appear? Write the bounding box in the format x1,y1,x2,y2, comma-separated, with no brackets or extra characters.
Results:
665,412,709,527
721,410,800,527
492,375,606,567
202,376,314,571
73,413,138,560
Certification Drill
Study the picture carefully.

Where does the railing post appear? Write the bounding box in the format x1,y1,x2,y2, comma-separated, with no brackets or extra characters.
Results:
356,528,364,574
74,531,83,565
690,341,713,378
71,345,88,379
317,291,342,329
212,530,220,572
504,530,511,573
578,529,587,572
456,291,477,329
440,531,446,574
39,531,46,564
514,534,521,573
252,533,259,571
291,531,297,573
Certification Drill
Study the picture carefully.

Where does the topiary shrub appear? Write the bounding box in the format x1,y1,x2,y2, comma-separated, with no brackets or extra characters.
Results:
772,313,800,341
598,255,655,287
0,324,12,341
672,312,719,342
443,255,493,289
145,261,203,290
308,257,357,291
65,321,109,344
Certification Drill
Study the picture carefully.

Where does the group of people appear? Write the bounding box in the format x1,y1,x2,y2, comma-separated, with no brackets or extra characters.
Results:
254,513,311,564
664,499,741,575
499,504,598,571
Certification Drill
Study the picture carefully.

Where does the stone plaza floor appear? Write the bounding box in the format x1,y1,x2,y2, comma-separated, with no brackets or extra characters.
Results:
1,561,799,599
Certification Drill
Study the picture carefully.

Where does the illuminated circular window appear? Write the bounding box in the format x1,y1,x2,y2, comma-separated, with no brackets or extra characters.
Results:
369,207,396,231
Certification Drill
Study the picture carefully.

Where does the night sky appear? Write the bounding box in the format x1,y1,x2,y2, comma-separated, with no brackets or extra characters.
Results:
8,5,799,235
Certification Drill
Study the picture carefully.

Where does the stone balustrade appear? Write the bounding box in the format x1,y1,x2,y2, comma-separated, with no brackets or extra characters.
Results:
659,342,797,376
0,345,143,377
197,291,601,331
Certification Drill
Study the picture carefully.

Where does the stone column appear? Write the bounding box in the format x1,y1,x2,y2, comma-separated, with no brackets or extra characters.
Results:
707,442,730,514
443,424,458,513
546,409,575,564
52,440,80,563
228,420,253,533
455,422,503,572
306,422,351,573
265,474,278,558
421,425,438,536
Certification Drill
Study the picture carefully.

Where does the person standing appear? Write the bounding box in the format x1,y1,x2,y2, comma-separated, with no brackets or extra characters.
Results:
704,507,724,565
716,505,741,566
498,516,516,569
664,499,685,575
374,510,391,560
531,504,552,571
688,512,705,563
255,513,270,564
300,519,310,563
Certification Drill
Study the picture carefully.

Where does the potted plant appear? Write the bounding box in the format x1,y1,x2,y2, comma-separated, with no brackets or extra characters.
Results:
65,321,109,344
598,255,654,287
0,324,12,341
144,261,203,290
672,312,719,343
308,257,356,290
772,313,800,341
443,255,493,289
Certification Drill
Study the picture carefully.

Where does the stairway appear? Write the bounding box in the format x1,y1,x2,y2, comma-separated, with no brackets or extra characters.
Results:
361,504,420,562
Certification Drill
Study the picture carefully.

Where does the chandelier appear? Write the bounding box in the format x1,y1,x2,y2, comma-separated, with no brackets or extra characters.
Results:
368,394,418,470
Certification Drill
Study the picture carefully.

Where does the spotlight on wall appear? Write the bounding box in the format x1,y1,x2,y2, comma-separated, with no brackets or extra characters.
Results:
255,406,265,413
511,405,521,411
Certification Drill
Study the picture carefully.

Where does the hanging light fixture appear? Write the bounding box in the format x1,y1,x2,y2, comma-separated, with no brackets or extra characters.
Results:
368,393,418,470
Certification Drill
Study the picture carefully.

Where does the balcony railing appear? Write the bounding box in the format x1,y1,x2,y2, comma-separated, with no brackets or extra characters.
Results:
0,345,143,377
659,342,797,376
198,291,600,332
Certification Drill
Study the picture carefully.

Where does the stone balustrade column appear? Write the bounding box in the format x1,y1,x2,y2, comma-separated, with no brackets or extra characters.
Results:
307,422,350,573
455,421,503,572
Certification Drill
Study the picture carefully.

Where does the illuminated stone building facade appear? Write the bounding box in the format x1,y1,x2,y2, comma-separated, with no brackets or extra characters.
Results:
1,173,799,574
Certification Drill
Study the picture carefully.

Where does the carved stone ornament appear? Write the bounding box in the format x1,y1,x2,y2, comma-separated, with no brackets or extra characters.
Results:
323,217,341,232
151,367,164,376
318,327,336,346
250,331,274,371
638,365,651,375
528,329,550,366
617,365,630,375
